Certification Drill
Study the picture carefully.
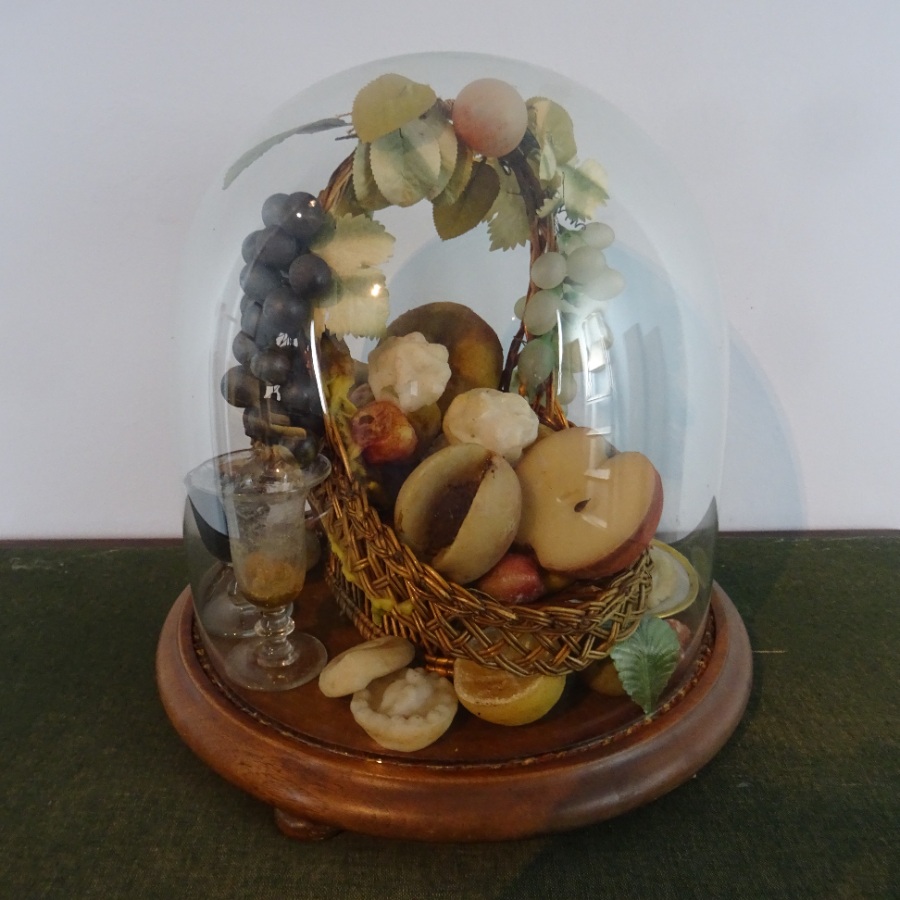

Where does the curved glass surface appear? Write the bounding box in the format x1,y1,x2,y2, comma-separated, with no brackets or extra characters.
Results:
178,52,727,621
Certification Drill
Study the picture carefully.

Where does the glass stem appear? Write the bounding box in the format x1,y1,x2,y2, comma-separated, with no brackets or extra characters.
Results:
253,605,298,668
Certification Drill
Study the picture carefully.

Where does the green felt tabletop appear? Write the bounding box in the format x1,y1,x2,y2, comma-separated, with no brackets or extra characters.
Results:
1,534,897,899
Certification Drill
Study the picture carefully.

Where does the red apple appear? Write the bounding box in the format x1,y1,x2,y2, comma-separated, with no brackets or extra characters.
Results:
474,552,546,605
350,400,418,464
667,618,692,654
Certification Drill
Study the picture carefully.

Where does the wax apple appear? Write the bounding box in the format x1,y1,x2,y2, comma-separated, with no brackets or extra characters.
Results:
515,427,663,578
474,552,546,605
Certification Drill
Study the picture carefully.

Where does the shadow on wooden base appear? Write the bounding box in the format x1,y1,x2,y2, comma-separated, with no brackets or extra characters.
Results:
156,579,752,842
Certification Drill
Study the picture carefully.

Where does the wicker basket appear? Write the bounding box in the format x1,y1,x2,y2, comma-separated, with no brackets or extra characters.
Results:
308,92,653,677
313,414,652,677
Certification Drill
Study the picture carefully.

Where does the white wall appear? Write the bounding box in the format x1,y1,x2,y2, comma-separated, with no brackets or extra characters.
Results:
2,0,898,538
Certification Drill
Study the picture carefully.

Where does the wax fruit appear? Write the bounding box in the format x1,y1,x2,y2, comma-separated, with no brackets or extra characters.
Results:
224,189,329,461
442,387,539,464
367,333,451,413
318,636,416,698
452,78,529,158
350,400,418,464
453,658,566,726
515,427,663,578
350,668,458,751
474,552,545,605
383,302,503,414
394,444,521,584
581,658,626,697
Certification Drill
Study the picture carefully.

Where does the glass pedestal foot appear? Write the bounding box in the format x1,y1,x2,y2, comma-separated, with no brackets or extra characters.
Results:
196,566,259,639
225,631,327,692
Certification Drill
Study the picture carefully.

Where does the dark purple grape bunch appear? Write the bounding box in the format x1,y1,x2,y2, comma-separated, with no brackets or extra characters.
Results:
220,191,332,465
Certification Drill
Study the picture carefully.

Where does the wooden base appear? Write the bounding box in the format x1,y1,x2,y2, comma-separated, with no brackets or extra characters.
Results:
156,577,752,842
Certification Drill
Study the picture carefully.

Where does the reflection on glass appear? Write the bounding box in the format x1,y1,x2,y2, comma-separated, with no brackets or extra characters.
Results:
222,449,331,691
184,451,260,638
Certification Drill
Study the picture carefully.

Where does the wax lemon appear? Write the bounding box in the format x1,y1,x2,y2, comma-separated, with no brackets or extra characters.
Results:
453,657,566,726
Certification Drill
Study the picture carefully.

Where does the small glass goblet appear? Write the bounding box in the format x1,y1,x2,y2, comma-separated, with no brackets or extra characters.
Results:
222,451,331,691
184,451,261,638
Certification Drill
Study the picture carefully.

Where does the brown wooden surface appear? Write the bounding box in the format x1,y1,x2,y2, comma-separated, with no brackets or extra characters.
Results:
156,578,752,842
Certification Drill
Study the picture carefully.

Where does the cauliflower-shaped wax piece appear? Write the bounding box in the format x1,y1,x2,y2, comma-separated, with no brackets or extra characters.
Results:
350,667,458,751
367,332,451,413
442,388,539,464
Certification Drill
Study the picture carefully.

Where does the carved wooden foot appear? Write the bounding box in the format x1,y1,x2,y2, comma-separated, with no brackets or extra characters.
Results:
274,807,341,841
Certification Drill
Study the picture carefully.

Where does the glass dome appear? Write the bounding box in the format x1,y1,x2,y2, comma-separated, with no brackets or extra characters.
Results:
179,52,727,678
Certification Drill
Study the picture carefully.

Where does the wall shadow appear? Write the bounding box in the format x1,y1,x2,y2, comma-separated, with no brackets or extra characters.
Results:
720,330,806,531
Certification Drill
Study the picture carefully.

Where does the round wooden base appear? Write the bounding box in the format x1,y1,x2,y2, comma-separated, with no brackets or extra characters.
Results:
156,579,752,842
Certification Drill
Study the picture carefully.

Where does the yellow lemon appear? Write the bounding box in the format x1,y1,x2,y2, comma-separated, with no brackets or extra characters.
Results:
453,657,566,726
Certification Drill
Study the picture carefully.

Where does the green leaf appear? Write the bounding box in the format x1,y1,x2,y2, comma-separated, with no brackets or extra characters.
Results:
536,194,562,219
538,136,558,182
561,158,609,222
352,142,390,211
484,162,531,250
426,108,459,200
309,214,394,339
310,213,395,277
432,160,500,240
352,73,437,143
527,97,578,166
369,119,443,207
609,616,682,715
433,140,475,207
222,117,348,188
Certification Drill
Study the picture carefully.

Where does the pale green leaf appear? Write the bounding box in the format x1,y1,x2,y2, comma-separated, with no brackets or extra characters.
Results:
369,119,443,207
485,161,531,250
352,73,437,143
310,213,395,278
561,158,610,222
539,136,558,182
487,194,530,250
432,140,475,206
609,616,682,715
309,213,394,338
432,160,499,240
536,194,562,219
426,108,459,199
527,97,577,166
352,142,390,211
315,271,390,339
223,117,348,188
